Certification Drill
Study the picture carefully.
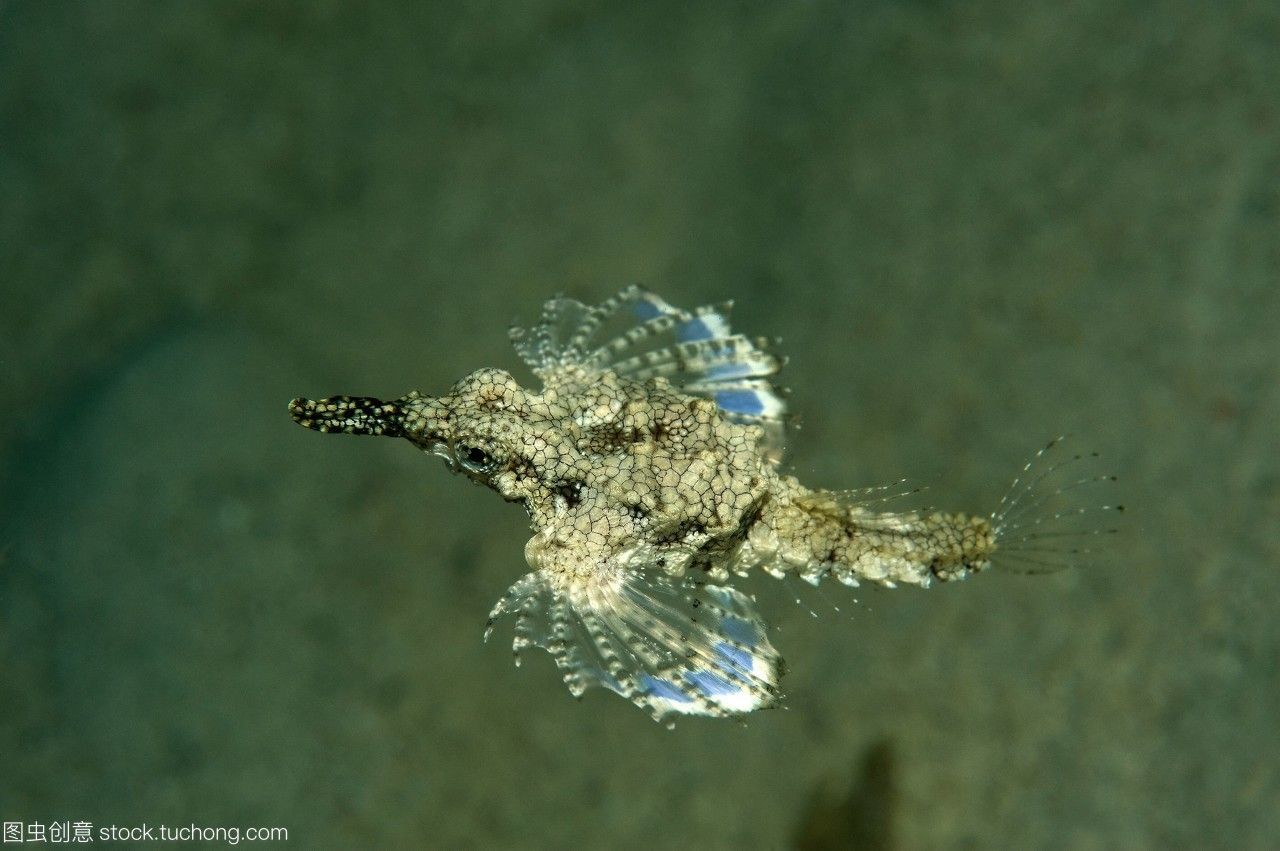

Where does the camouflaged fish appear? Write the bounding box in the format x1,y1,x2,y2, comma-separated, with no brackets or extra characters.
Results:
290,287,1117,723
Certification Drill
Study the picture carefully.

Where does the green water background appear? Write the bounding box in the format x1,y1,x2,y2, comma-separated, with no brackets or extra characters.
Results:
2,2,1277,847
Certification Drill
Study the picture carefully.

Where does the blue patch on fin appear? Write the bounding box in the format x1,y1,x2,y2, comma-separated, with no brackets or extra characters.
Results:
676,317,716,342
687,669,739,698
631,297,667,322
702,362,758,381
634,302,665,322
717,617,758,648
714,389,766,416
641,674,692,703
714,643,755,680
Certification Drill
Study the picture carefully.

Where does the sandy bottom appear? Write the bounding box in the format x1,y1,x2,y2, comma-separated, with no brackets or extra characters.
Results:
2,2,1277,847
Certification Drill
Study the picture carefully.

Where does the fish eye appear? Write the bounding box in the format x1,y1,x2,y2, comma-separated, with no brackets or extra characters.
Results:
457,444,495,473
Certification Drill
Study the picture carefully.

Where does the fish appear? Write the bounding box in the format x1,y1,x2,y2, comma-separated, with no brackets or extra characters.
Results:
290,287,1120,724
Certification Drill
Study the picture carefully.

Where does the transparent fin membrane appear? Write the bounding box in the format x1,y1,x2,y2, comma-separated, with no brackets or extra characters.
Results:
990,436,1125,574
508,286,788,462
486,563,784,723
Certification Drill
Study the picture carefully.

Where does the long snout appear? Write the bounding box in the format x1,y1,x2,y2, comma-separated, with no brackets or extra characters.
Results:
289,395,406,437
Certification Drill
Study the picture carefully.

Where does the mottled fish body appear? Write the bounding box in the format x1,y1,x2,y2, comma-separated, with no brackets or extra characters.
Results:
291,287,1117,723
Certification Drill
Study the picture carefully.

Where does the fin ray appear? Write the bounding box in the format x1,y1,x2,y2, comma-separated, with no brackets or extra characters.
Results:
509,286,788,460
486,562,784,722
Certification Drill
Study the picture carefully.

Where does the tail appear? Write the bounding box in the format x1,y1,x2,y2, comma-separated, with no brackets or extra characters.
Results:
988,436,1124,574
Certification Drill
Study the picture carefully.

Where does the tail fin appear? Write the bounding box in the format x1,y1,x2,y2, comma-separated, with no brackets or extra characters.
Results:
989,436,1124,574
